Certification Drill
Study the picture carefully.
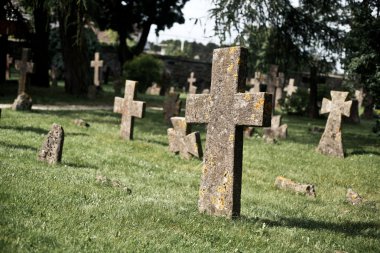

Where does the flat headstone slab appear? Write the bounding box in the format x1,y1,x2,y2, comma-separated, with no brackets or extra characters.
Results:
167,117,202,159
12,92,32,111
163,92,182,124
263,115,288,140
38,123,64,164
114,80,146,140
317,91,352,158
186,46,272,218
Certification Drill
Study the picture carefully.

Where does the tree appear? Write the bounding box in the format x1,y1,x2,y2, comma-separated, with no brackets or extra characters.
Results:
344,0,380,119
211,0,344,118
92,0,189,70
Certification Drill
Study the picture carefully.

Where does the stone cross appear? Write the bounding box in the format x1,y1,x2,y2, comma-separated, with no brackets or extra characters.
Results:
146,83,161,95
38,123,64,165
6,54,13,80
185,47,272,218
114,80,146,140
316,91,352,158
163,92,182,124
187,72,197,94
15,48,34,95
263,115,288,141
91,52,103,86
284,78,297,96
248,77,260,93
167,117,203,159
274,72,284,105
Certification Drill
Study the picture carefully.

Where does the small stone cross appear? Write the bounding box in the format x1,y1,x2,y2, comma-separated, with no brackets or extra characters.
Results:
91,52,103,86
6,54,13,80
163,92,182,124
187,72,197,94
114,80,146,140
284,78,297,96
185,47,272,218
146,83,161,95
316,91,352,158
15,48,34,95
167,117,203,159
263,115,288,141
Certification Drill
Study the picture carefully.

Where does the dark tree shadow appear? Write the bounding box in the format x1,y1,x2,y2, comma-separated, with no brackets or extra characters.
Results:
62,162,99,170
0,125,47,135
242,215,379,239
0,140,38,152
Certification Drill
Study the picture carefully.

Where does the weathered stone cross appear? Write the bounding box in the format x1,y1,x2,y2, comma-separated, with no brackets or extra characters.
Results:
91,52,103,86
15,48,34,95
167,117,203,159
284,78,297,96
187,72,197,94
6,54,13,80
316,91,352,158
163,92,182,124
185,47,272,218
114,80,146,140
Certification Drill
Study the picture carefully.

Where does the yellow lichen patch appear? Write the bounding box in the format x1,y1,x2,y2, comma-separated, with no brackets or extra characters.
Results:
199,187,206,198
215,196,225,210
229,47,238,55
179,119,186,129
244,93,252,101
207,155,216,167
227,63,234,73
229,134,235,143
254,97,265,109
217,185,226,193
202,164,208,175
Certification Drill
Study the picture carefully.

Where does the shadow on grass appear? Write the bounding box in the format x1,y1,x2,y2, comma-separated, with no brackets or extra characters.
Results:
244,216,379,239
0,140,38,152
347,149,380,156
66,132,89,137
62,162,99,170
0,125,47,135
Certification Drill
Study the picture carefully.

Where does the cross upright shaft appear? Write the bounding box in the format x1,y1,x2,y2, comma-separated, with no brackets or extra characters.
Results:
15,48,34,95
186,47,272,218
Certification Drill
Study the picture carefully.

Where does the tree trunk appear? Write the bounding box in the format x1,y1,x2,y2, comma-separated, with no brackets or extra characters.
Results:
308,66,319,118
362,93,374,119
117,29,128,75
31,2,50,87
0,35,7,85
58,6,90,96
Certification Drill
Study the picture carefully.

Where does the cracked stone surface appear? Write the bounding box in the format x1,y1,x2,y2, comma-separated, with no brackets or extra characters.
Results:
163,92,182,124
185,46,272,218
316,91,352,158
167,117,202,159
114,80,146,140
38,123,64,165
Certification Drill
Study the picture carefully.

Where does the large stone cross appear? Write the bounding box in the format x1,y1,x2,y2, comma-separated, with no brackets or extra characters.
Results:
6,54,13,80
91,52,103,86
316,91,352,158
167,117,203,159
284,78,297,96
187,72,197,94
15,48,34,95
114,80,146,140
185,47,272,218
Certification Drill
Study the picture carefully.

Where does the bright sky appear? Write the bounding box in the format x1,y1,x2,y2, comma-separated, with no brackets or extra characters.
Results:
147,0,220,45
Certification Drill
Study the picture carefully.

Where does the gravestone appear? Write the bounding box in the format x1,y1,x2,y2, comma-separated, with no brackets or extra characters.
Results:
146,83,161,95
274,72,284,106
38,123,64,165
114,80,146,140
168,86,175,94
50,66,58,87
6,54,13,80
316,91,352,158
15,48,34,95
91,52,103,87
11,92,33,111
187,72,197,94
355,89,364,108
167,117,203,159
248,75,260,93
186,46,272,218
163,92,182,124
344,100,360,124
284,78,297,96
263,115,288,142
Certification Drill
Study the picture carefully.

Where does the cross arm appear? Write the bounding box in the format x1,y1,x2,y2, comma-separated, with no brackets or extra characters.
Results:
113,97,123,113
185,94,212,124
131,101,146,118
233,92,272,126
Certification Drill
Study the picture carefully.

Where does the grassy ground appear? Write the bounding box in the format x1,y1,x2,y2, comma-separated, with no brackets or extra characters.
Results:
0,86,379,252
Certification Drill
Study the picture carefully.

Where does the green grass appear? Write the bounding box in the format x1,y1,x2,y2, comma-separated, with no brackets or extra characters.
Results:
0,92,379,252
